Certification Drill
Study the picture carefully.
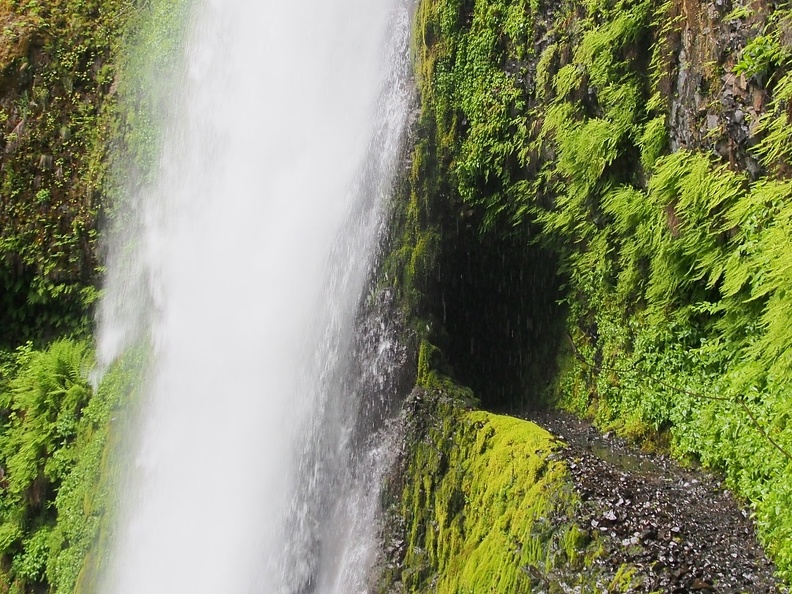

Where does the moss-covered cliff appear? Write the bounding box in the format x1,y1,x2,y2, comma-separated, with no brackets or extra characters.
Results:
384,0,792,584
0,1,187,591
0,0,127,343
0,0,188,346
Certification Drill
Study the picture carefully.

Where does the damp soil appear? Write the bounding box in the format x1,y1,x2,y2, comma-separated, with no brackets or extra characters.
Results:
527,410,788,594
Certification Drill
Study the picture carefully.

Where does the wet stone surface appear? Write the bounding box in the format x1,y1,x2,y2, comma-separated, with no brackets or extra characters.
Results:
529,411,788,593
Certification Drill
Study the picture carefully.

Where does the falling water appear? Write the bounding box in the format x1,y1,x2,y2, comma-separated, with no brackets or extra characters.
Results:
96,0,413,591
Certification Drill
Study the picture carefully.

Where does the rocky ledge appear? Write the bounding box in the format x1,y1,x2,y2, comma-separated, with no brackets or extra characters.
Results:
375,389,788,593
531,411,785,593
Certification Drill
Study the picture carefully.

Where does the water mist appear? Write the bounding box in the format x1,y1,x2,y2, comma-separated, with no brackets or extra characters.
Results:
96,0,413,592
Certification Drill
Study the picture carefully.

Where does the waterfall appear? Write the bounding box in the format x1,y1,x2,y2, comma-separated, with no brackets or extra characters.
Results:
95,0,413,591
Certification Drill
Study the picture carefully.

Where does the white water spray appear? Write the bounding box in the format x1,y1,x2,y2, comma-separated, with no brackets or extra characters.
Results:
96,0,412,591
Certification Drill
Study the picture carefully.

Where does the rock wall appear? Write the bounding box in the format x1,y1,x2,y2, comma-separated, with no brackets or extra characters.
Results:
664,0,778,173
381,0,792,583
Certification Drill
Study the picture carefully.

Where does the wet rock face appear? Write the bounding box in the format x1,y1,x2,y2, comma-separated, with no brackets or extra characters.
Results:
665,0,771,176
351,286,413,437
533,411,787,593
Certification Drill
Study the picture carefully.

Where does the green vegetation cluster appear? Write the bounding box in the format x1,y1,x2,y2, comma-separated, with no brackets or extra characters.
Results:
404,0,792,581
0,341,143,594
3,0,792,588
0,0,190,592
0,0,124,343
378,385,641,592
0,0,189,345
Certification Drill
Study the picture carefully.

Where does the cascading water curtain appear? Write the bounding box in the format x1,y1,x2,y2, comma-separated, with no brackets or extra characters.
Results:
96,0,413,592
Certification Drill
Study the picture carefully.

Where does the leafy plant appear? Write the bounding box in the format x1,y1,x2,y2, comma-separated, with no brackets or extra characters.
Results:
410,0,792,582
0,340,144,594
734,35,786,79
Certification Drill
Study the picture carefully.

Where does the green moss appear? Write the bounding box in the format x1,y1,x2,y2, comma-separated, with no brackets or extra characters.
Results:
0,0,191,345
382,391,639,592
421,411,566,592
0,0,130,343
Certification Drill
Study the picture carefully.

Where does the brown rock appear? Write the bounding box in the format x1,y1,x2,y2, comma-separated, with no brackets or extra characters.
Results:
690,578,715,591
752,89,766,112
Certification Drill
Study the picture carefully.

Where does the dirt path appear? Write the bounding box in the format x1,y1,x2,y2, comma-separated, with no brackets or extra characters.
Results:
527,410,787,593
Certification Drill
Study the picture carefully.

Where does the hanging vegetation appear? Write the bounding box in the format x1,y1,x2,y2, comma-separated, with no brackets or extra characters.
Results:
407,0,792,579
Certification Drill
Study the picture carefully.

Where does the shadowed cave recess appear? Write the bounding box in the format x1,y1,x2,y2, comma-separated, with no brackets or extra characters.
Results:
428,222,565,411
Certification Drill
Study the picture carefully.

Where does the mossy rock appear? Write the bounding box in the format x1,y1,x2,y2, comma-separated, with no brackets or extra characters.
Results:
378,389,638,593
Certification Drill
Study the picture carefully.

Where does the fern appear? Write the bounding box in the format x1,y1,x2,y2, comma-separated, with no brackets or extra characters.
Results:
411,0,792,580
754,71,792,173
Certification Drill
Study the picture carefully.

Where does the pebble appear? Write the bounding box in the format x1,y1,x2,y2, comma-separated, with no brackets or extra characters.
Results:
528,410,786,593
